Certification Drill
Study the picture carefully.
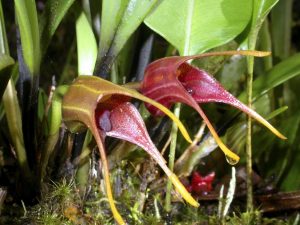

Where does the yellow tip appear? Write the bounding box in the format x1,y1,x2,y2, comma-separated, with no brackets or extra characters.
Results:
195,106,240,164
169,174,199,207
247,107,287,140
259,119,287,140
217,140,240,165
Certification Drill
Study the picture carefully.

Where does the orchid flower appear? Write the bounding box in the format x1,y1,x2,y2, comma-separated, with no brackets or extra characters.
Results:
141,50,286,164
62,76,198,225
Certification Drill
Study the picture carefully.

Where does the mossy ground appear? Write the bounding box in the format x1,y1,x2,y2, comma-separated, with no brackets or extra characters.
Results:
1,162,298,225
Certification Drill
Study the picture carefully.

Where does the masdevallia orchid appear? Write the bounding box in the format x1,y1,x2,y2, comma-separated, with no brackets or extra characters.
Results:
62,76,198,225
62,51,286,225
141,50,286,163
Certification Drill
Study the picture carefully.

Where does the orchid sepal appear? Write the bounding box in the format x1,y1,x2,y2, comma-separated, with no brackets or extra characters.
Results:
62,76,198,224
141,50,286,164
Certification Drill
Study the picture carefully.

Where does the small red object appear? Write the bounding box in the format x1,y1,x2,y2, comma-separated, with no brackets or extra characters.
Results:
190,171,215,195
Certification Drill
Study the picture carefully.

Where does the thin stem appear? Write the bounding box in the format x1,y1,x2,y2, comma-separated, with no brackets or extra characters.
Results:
246,57,254,212
165,103,181,212
246,32,257,212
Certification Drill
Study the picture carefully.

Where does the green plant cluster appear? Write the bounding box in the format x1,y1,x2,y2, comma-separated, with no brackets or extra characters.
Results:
0,0,299,224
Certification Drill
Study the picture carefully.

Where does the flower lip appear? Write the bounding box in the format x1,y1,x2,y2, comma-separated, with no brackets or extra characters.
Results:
95,101,199,207
178,63,286,140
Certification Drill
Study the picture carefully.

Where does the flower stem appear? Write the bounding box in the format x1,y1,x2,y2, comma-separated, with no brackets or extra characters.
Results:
246,55,254,212
165,103,181,212
246,29,258,212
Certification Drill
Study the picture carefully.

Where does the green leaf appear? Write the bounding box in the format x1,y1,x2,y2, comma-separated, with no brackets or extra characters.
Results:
0,0,9,54
76,12,97,75
39,85,68,183
247,0,279,49
98,0,128,59
275,113,300,190
49,85,68,135
39,0,76,54
280,147,300,191
270,0,293,60
145,0,252,55
252,0,279,26
239,53,300,102
95,0,159,75
14,0,40,75
0,54,15,99
0,54,14,71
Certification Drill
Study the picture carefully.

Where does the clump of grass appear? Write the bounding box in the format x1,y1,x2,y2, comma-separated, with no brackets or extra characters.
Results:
24,179,78,224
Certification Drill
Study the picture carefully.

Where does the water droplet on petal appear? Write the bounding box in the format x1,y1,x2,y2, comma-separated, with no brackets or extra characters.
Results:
225,155,239,165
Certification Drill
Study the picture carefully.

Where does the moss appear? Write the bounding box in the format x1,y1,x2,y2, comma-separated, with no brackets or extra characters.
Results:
2,164,295,225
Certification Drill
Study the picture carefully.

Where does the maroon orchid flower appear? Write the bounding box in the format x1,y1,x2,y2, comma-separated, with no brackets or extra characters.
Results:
141,50,286,163
62,76,198,224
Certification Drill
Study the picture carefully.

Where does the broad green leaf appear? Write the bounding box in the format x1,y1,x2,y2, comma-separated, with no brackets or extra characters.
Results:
145,0,252,55
95,0,159,75
239,53,300,102
0,54,15,99
39,0,76,54
14,0,40,75
98,0,128,60
76,12,97,75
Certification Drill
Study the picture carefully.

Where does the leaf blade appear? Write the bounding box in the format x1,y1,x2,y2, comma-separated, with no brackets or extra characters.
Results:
0,54,14,98
145,0,252,55
95,0,159,75
76,12,97,75
239,53,300,101
39,0,76,54
14,0,40,75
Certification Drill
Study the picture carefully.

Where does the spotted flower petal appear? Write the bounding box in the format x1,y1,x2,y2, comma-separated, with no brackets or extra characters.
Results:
141,51,286,164
62,76,197,224
178,63,286,140
96,101,198,207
